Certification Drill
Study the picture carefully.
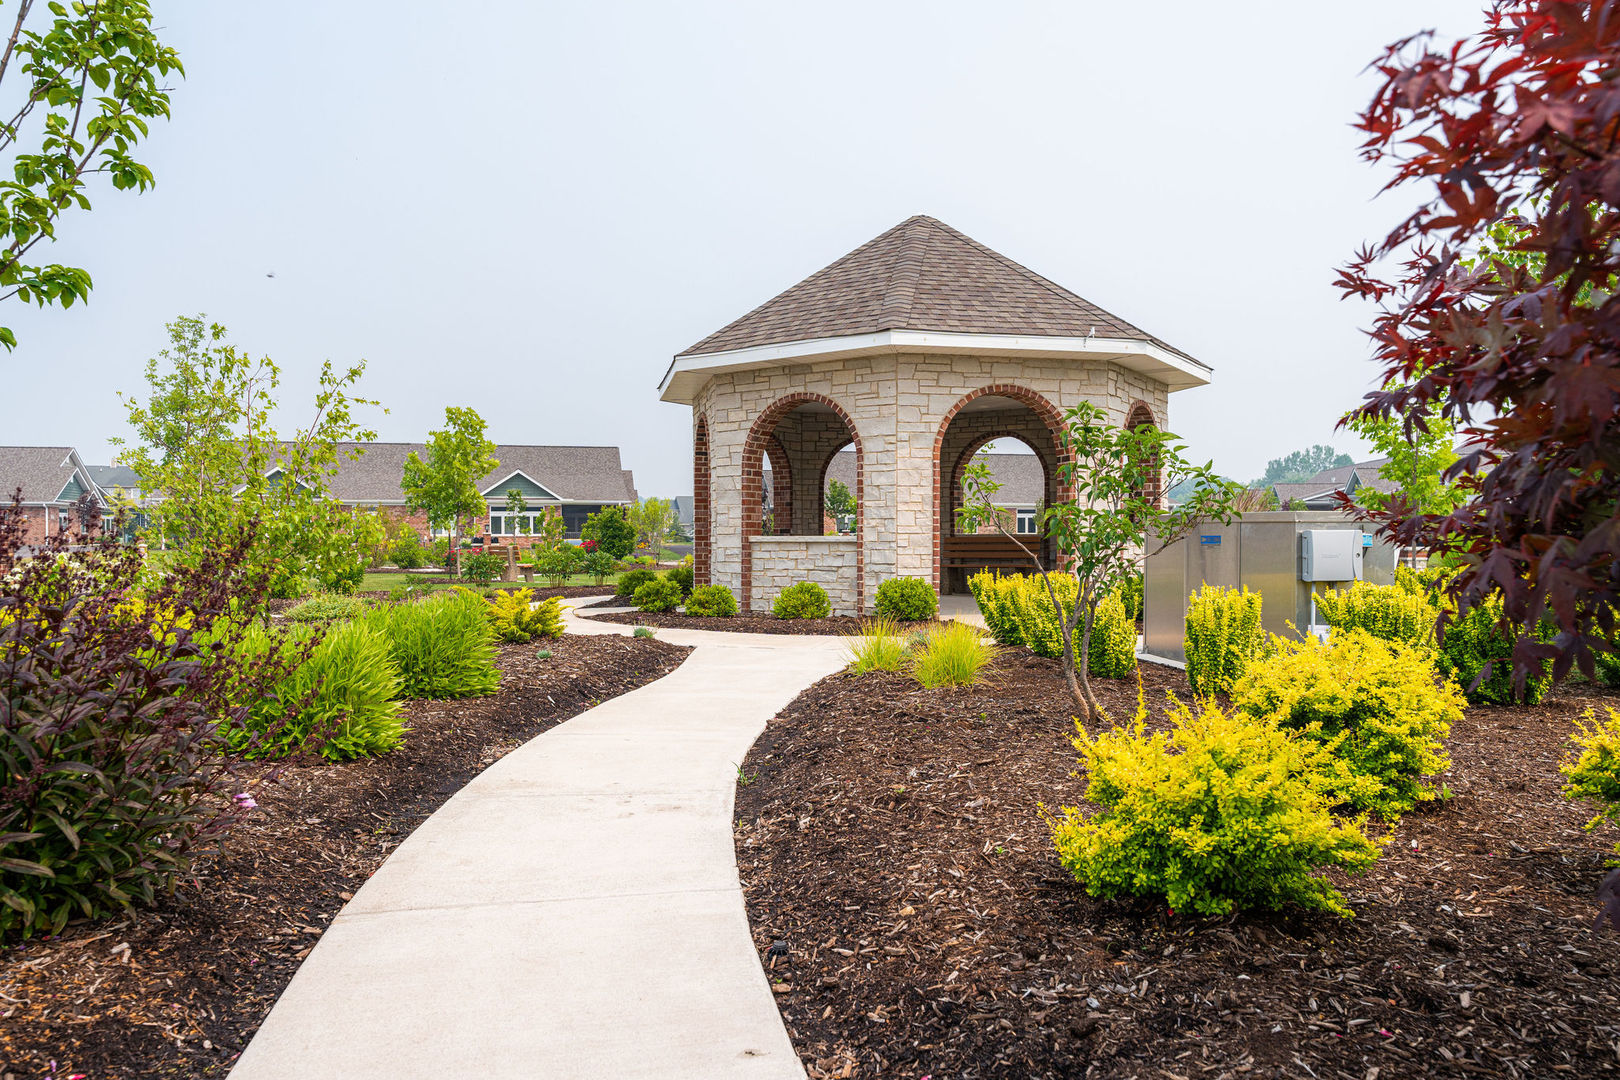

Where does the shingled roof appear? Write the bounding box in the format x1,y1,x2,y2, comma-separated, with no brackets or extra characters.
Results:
317,443,638,505
0,446,88,504
679,215,1197,362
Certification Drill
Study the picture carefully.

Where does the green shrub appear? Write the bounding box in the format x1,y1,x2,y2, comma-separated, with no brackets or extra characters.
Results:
685,583,737,618
1009,574,1079,659
1597,644,1620,689
429,538,451,565
969,571,1023,646
389,538,426,570
633,625,655,638
1087,591,1138,679
844,618,909,674
1563,706,1620,857
1050,700,1381,917
227,621,405,761
912,621,995,688
488,588,564,643
1316,581,1436,650
616,568,657,598
875,576,938,621
773,581,831,619
634,577,683,613
582,548,617,586
360,588,500,699
1184,585,1264,696
286,592,367,622
1435,596,1552,705
581,506,636,559
386,580,433,603
319,561,366,596
666,565,695,597
460,550,506,586
531,543,583,587
1231,629,1461,818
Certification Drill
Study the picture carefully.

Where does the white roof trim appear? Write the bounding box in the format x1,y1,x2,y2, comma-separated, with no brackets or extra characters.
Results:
659,329,1212,403
481,468,561,501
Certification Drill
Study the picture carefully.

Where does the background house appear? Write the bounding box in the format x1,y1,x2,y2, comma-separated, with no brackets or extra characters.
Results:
1268,456,1399,510
0,446,115,545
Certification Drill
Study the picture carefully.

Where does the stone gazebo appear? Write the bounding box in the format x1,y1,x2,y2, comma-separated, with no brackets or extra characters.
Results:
659,215,1211,615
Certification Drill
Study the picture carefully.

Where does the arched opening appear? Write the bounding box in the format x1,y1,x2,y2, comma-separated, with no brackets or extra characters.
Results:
1127,401,1161,507
742,394,863,612
693,414,711,585
932,385,1070,594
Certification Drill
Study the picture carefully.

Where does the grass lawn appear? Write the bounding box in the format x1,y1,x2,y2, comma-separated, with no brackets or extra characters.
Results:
359,570,627,593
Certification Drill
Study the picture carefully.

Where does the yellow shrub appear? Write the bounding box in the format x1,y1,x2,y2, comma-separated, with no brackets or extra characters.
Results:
1231,629,1461,818
1316,581,1437,651
1563,706,1620,857
487,589,564,643
1184,585,1263,696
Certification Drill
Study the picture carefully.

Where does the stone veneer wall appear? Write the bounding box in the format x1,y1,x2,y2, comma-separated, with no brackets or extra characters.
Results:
693,353,1170,611
748,535,858,614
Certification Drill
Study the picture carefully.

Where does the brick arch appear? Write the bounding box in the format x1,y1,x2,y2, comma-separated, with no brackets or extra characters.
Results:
1126,400,1162,506
765,435,793,535
947,430,1058,543
741,392,863,612
814,435,857,533
931,384,1072,590
693,413,711,585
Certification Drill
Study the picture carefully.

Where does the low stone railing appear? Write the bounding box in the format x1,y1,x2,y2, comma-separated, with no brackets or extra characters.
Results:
748,534,857,614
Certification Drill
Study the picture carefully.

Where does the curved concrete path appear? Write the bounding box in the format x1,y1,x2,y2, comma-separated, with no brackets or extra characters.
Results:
231,600,848,1080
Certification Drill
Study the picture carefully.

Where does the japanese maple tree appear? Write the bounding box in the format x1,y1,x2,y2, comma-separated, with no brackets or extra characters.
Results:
1338,0,1620,686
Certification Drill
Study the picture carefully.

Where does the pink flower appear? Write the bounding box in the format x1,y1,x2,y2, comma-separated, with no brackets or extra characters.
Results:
234,792,258,810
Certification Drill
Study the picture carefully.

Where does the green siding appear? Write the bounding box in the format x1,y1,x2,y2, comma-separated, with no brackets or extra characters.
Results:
484,472,557,502
55,476,85,503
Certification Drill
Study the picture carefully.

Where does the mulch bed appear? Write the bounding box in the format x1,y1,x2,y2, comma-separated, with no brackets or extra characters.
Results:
735,653,1620,1080
0,633,689,1080
585,608,938,636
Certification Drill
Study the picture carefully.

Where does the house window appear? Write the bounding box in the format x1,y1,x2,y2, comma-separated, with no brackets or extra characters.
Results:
1015,508,1038,535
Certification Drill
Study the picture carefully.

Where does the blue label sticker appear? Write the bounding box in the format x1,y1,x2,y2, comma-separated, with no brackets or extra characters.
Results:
1200,535,1221,545
1361,534,1374,547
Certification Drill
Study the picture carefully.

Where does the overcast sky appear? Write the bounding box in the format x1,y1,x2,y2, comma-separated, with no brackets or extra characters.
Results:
2,1,1483,495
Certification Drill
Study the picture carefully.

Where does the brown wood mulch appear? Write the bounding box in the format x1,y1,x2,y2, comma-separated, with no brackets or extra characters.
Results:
0,633,690,1080
734,653,1620,1080
586,607,939,636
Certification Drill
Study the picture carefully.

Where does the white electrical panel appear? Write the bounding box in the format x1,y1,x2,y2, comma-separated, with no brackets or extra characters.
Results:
1300,529,1363,582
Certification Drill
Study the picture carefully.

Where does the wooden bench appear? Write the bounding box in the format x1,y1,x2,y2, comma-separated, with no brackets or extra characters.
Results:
942,535,1042,573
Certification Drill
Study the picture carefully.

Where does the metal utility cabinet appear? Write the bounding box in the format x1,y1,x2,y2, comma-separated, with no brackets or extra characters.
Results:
1142,511,1398,664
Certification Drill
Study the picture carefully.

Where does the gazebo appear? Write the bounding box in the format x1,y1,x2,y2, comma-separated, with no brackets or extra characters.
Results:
658,215,1211,615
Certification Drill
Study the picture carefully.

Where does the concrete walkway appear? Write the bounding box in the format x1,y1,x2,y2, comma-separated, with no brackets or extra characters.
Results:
231,601,848,1080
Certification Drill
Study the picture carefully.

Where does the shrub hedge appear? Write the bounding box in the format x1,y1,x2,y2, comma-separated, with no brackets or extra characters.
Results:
1231,629,1461,819
1050,700,1380,917
666,565,694,597
1316,581,1436,650
615,568,657,598
1184,585,1264,697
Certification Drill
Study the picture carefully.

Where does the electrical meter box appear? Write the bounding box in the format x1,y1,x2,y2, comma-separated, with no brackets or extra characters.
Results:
1300,529,1363,582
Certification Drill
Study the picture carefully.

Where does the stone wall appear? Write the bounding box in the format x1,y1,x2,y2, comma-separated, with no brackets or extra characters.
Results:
693,351,1171,611
748,535,858,614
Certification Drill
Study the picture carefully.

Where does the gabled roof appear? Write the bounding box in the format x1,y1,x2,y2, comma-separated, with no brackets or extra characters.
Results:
318,443,638,505
680,215,1197,360
0,446,93,505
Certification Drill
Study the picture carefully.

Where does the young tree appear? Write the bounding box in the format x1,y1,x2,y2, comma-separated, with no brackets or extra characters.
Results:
1342,397,1466,517
581,505,635,559
824,478,856,531
1254,445,1354,487
401,407,498,555
629,496,676,553
0,2,183,350
959,403,1239,726
505,486,528,533
1336,1,1620,686
114,316,380,595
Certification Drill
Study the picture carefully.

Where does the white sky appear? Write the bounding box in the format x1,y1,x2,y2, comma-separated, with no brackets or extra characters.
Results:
1,0,1483,495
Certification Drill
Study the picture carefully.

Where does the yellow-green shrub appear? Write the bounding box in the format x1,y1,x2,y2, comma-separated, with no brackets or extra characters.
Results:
360,588,499,699
1087,590,1137,679
1563,706,1620,858
1316,581,1436,650
1231,630,1461,818
487,588,564,643
1050,699,1380,917
968,571,1023,646
1184,585,1264,696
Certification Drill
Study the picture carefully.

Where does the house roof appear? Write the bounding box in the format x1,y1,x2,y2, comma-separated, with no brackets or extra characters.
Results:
679,215,1199,362
86,464,141,493
822,448,1046,506
669,495,694,525
0,446,87,504
1269,482,1342,508
318,443,637,505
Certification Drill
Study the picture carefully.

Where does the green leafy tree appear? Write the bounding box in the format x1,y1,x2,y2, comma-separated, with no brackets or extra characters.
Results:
0,1,183,350
401,407,498,554
114,316,380,595
581,505,634,559
629,496,676,554
1253,445,1353,487
1342,399,1466,517
504,486,528,532
959,401,1240,726
825,478,856,531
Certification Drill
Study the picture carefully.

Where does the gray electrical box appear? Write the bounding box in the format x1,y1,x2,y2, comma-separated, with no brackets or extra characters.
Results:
1300,529,1363,582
